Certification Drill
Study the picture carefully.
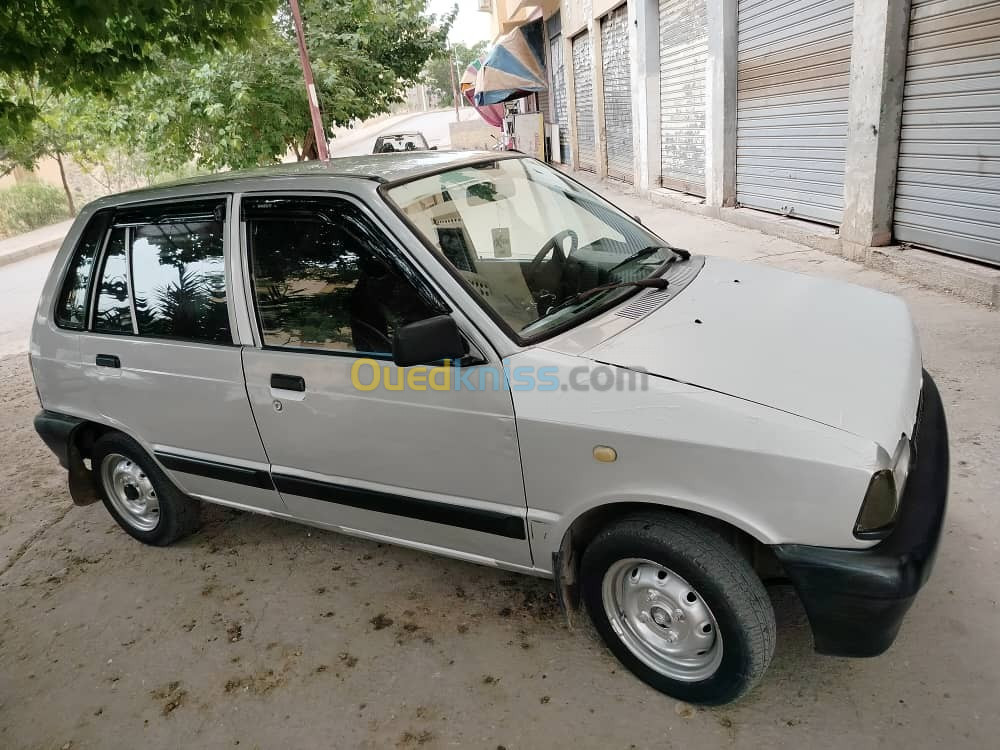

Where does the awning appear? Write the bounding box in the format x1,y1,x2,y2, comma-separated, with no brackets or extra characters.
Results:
460,58,505,128
473,19,547,106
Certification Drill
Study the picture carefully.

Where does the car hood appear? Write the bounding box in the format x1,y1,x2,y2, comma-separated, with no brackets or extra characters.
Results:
578,257,922,451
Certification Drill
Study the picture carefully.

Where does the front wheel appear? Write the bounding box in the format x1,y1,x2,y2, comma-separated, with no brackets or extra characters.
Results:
580,512,776,705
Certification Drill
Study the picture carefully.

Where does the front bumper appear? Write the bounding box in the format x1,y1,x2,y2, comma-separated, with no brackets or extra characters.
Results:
773,370,949,657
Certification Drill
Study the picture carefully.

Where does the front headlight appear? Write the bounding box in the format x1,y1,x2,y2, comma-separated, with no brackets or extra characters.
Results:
854,435,911,539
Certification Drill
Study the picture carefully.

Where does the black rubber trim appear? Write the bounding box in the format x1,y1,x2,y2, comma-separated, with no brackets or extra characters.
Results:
34,410,86,469
272,473,527,540
270,373,305,392
773,370,949,657
155,452,275,491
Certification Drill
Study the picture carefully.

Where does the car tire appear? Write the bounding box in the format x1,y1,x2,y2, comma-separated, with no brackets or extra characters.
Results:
92,432,200,546
580,512,775,705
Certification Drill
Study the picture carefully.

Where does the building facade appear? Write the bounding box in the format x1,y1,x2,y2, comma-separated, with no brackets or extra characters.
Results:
487,0,1000,267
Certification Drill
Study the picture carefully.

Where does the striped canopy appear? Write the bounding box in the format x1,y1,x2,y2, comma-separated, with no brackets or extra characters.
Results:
461,57,505,128
473,19,547,106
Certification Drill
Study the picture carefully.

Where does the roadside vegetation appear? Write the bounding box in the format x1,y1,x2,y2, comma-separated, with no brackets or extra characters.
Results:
0,182,70,239
1,0,457,221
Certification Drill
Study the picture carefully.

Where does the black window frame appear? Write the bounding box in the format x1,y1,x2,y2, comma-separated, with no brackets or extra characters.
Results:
242,193,450,360
80,197,237,346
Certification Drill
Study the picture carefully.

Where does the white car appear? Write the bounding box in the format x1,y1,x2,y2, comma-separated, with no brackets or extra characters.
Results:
30,152,949,704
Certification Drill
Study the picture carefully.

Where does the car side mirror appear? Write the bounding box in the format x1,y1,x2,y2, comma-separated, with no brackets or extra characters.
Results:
392,315,466,367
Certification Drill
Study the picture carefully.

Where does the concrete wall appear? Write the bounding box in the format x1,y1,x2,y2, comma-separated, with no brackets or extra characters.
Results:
448,120,503,151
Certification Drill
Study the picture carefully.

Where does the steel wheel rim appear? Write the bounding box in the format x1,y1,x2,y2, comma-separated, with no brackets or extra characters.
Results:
601,558,723,682
101,453,160,532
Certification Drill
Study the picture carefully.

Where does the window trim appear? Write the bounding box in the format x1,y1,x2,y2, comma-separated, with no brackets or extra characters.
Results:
82,195,238,346
240,192,451,361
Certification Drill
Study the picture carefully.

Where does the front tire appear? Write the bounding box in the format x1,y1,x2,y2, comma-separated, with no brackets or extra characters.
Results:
580,512,775,705
92,432,200,546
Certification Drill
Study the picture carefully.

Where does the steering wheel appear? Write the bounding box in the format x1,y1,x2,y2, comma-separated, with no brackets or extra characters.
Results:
525,229,579,311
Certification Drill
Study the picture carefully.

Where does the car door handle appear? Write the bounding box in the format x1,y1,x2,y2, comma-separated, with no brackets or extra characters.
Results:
95,354,120,368
270,373,306,392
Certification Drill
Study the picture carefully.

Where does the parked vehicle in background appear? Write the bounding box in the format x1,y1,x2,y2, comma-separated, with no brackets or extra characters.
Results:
373,132,434,153
30,152,948,705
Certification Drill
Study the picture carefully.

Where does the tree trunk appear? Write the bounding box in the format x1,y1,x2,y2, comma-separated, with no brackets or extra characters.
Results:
302,127,319,161
54,151,76,215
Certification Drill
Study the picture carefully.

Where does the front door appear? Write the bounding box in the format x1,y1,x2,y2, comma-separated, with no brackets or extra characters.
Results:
238,194,532,568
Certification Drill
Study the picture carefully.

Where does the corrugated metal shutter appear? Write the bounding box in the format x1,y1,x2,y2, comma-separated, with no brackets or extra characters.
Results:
550,33,572,165
573,32,597,173
602,5,634,183
736,0,854,225
658,0,708,195
893,0,1000,265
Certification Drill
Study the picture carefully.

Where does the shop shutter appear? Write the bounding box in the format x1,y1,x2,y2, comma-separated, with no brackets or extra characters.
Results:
893,0,1000,265
658,0,708,195
573,31,597,172
550,30,572,165
736,0,854,225
602,5,634,183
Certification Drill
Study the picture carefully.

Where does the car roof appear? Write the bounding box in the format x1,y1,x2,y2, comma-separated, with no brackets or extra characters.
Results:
88,151,512,209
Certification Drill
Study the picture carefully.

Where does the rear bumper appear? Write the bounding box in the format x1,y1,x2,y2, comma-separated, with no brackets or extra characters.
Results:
773,370,949,657
34,410,85,469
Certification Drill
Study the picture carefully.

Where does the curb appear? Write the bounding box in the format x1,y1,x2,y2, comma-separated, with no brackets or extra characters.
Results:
0,237,62,268
648,188,999,309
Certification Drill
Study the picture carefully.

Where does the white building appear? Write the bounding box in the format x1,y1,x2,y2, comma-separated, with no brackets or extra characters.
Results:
486,0,1000,267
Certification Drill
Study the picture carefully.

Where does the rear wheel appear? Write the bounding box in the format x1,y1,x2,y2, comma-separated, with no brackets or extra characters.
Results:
580,512,775,705
93,432,200,546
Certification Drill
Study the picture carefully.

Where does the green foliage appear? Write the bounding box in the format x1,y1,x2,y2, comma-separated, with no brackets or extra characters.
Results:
0,181,70,238
424,40,489,109
0,1,279,141
121,0,455,171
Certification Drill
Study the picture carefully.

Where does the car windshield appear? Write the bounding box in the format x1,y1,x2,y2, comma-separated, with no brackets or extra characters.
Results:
386,157,680,339
376,133,429,152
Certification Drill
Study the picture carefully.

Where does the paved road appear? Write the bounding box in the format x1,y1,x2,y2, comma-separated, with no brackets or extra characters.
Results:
0,249,56,357
328,108,479,157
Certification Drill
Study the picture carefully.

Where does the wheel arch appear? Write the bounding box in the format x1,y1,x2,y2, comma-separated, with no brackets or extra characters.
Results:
551,501,782,626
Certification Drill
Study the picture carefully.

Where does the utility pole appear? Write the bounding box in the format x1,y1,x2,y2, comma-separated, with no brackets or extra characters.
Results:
289,0,329,161
449,46,461,122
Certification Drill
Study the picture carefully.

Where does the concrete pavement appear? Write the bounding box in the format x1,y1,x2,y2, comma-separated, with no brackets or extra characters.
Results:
0,218,73,268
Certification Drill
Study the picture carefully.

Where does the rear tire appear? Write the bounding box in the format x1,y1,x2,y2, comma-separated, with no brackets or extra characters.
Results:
580,512,775,705
92,432,200,546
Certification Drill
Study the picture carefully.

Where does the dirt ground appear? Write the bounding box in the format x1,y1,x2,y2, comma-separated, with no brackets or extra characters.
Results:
1,199,999,748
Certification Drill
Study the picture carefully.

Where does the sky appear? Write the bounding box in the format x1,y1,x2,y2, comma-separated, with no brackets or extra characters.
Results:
427,0,492,46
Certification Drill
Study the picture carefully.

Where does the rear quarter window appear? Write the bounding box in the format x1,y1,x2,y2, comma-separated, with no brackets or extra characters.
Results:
54,211,111,329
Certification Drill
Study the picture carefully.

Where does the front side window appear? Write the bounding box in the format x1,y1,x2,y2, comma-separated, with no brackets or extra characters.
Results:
130,218,230,343
246,197,443,355
386,157,681,340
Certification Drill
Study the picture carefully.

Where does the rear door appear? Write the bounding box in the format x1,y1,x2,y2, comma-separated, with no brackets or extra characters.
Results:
77,197,283,514
238,193,532,568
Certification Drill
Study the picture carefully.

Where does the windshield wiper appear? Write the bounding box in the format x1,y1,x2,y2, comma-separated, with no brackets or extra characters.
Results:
538,277,670,319
605,245,691,276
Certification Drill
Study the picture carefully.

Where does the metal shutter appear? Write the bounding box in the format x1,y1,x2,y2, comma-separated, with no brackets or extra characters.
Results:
550,33,572,165
573,32,597,173
602,5,634,183
658,0,708,195
893,0,1000,265
736,0,854,225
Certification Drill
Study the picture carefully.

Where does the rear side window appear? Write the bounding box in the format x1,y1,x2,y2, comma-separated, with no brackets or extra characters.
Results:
93,228,133,334
130,219,230,343
55,211,110,329
86,199,232,344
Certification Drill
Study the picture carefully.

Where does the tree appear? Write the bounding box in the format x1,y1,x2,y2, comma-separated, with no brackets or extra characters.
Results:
424,40,489,109
0,1,279,142
120,0,455,171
